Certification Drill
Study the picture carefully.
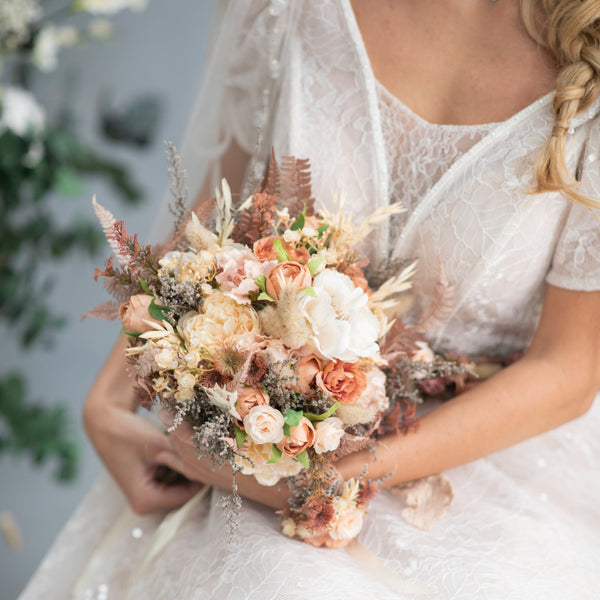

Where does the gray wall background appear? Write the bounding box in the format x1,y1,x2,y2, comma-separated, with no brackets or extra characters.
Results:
0,2,213,597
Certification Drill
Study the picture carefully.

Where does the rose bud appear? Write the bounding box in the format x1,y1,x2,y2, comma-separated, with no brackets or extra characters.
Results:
236,388,270,420
266,261,313,301
277,416,316,457
119,294,163,333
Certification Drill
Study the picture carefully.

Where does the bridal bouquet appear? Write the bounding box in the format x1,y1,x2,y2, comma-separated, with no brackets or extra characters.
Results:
88,150,469,547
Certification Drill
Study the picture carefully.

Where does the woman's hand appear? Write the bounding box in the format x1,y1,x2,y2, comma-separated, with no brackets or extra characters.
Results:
156,410,290,511
84,335,202,514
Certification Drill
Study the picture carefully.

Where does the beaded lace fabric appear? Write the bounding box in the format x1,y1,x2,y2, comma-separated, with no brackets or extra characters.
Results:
19,2,600,599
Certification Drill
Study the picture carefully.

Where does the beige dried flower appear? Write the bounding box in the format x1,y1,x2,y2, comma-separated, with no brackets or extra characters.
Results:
258,287,311,349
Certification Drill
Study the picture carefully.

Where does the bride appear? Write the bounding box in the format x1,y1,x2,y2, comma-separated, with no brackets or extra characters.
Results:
20,1,600,598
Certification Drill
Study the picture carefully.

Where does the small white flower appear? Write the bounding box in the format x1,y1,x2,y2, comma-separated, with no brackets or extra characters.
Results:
282,229,301,243
412,341,435,363
301,226,317,237
0,87,46,136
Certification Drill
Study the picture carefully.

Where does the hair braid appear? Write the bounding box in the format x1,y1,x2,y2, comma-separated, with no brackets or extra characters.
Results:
522,0,600,208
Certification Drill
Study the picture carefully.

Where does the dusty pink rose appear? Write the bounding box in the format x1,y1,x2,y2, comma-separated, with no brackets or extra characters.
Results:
253,235,310,264
265,261,313,301
119,294,162,333
236,388,269,420
277,416,316,457
294,353,322,395
316,360,368,404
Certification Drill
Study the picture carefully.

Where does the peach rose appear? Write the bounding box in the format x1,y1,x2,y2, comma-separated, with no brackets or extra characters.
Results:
294,353,322,395
119,294,163,333
253,235,310,264
315,360,368,404
243,405,285,445
236,388,270,420
329,507,365,541
265,261,313,301
277,416,315,457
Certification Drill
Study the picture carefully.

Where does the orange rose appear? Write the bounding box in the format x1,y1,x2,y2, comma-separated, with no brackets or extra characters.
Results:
294,353,322,395
236,388,269,420
277,417,315,457
265,261,313,301
119,294,163,333
253,236,310,264
315,360,368,404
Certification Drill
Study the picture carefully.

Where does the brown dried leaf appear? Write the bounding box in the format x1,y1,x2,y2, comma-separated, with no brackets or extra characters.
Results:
380,319,427,361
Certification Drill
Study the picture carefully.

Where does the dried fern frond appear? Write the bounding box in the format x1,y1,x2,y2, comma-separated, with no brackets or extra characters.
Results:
262,148,281,197
417,262,455,334
92,196,128,266
232,192,279,244
279,155,315,216
80,301,120,322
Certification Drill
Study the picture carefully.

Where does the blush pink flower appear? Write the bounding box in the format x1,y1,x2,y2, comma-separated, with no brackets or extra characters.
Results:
277,417,316,457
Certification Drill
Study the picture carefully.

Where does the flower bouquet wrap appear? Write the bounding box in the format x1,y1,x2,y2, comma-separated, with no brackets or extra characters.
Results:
87,148,470,546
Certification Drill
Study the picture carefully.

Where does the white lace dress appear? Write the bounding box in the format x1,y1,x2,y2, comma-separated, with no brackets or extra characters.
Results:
20,1,600,598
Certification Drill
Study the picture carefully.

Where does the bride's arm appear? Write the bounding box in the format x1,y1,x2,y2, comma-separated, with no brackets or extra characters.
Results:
335,284,600,484
158,285,600,509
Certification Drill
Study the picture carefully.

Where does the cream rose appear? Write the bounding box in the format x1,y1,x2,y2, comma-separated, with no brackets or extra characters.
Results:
265,261,313,301
329,506,365,540
119,294,163,333
277,417,316,457
243,405,285,445
313,417,345,454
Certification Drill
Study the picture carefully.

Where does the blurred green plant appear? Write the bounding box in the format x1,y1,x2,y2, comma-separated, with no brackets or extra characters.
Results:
0,0,156,484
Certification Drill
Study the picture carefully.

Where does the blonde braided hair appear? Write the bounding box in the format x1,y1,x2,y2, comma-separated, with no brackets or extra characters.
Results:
522,0,600,208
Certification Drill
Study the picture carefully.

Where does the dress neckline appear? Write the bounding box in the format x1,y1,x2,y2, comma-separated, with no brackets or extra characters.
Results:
376,79,501,132
342,0,556,129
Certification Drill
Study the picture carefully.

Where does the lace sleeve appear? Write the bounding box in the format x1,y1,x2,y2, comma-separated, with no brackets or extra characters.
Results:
546,120,600,291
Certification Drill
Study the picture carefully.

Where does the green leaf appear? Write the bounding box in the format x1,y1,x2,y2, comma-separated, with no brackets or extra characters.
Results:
304,402,341,422
254,274,267,293
267,445,282,464
283,408,303,427
317,224,329,237
234,425,247,448
148,298,169,321
299,287,317,298
120,327,142,338
55,168,85,196
139,278,151,294
257,291,275,302
272,238,290,263
283,423,291,437
307,257,323,277
290,211,305,231
296,450,310,469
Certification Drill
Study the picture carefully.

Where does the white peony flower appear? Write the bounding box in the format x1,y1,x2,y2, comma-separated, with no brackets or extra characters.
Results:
75,0,147,15
313,417,345,454
300,269,380,362
0,87,46,136
243,405,285,445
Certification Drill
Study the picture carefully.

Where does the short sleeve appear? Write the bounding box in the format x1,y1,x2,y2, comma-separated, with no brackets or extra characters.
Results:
546,120,600,291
